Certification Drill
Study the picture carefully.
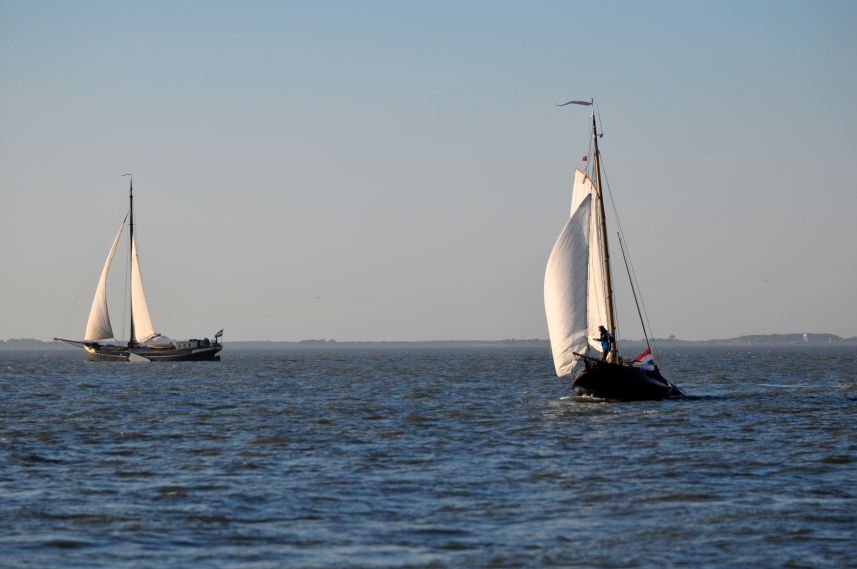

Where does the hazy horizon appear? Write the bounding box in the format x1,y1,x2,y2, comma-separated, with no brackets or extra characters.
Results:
7,330,856,345
2,1,856,343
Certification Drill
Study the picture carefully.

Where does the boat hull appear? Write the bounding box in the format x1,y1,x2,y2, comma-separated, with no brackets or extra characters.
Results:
572,360,681,401
83,345,222,362
136,346,221,362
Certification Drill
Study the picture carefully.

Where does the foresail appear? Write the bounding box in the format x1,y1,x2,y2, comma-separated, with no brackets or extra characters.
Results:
544,192,592,376
84,221,125,342
130,236,158,343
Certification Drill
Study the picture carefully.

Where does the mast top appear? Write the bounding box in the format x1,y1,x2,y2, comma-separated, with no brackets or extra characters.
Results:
557,98,600,139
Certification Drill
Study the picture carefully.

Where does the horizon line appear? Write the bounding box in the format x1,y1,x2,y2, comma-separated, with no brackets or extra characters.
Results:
5,331,857,345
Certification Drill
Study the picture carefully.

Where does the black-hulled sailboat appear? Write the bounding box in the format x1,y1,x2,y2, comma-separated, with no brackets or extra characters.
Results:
544,100,682,401
55,176,222,362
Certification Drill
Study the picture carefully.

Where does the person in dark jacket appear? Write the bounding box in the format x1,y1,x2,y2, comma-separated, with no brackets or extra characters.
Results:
596,325,613,361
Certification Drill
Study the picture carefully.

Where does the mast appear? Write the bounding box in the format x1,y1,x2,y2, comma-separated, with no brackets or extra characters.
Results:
591,107,618,361
125,174,135,348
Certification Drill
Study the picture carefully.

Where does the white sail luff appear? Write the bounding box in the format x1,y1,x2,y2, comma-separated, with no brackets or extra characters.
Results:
84,222,125,342
130,236,158,343
544,190,592,377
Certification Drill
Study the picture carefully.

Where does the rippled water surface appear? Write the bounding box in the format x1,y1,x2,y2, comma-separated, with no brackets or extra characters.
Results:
1,345,855,568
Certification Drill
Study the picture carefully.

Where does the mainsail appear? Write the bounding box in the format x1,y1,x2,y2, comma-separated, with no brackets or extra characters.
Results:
84,221,126,342
545,168,614,376
130,236,158,343
544,171,593,376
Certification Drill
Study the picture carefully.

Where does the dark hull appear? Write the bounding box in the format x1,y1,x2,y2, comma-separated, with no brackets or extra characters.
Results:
572,359,682,401
83,345,222,362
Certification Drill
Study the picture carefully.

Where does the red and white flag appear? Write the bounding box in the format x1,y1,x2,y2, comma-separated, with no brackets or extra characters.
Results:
633,347,655,369
580,155,588,162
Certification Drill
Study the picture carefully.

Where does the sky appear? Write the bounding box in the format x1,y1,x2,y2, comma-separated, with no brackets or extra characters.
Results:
1,0,856,342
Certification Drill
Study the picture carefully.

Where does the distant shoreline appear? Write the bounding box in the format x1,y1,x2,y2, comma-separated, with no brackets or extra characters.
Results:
4,333,857,350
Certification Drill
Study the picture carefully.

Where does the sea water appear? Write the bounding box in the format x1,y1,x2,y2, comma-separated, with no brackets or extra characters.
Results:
0,345,854,568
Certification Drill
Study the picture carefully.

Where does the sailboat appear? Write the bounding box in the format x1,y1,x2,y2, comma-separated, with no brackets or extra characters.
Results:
544,100,683,400
55,176,223,362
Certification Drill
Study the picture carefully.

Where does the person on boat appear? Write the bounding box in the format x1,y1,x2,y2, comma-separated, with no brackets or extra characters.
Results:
596,325,613,361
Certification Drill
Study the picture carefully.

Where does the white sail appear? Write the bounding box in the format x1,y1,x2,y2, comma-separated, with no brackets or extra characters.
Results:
587,183,611,353
84,222,126,341
565,168,612,355
130,236,158,343
544,189,592,377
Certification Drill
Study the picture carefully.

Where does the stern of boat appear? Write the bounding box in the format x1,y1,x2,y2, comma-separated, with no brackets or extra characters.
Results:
572,359,677,401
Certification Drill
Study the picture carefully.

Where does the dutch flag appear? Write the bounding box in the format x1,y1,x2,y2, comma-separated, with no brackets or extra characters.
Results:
633,347,655,370
214,329,223,339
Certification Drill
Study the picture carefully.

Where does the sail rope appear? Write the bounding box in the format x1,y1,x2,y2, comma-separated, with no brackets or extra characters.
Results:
591,105,664,363
598,152,662,362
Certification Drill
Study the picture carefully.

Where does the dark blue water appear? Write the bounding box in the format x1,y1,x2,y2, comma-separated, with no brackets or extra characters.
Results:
1,345,854,568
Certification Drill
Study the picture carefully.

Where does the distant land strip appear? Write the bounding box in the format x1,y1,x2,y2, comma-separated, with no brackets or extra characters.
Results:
3,333,857,350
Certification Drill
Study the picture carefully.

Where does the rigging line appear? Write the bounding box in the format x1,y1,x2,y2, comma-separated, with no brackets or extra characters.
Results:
592,118,621,351
601,159,657,342
618,231,651,353
599,165,668,379
587,114,594,178
60,243,104,340
598,153,659,355
628,249,659,353
121,207,131,342
600,158,653,334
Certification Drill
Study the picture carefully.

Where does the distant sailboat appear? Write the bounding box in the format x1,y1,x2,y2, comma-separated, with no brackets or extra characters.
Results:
544,100,683,400
56,177,222,361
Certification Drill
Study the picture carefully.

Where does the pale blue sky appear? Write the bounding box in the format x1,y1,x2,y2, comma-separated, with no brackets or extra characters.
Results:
2,0,856,341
